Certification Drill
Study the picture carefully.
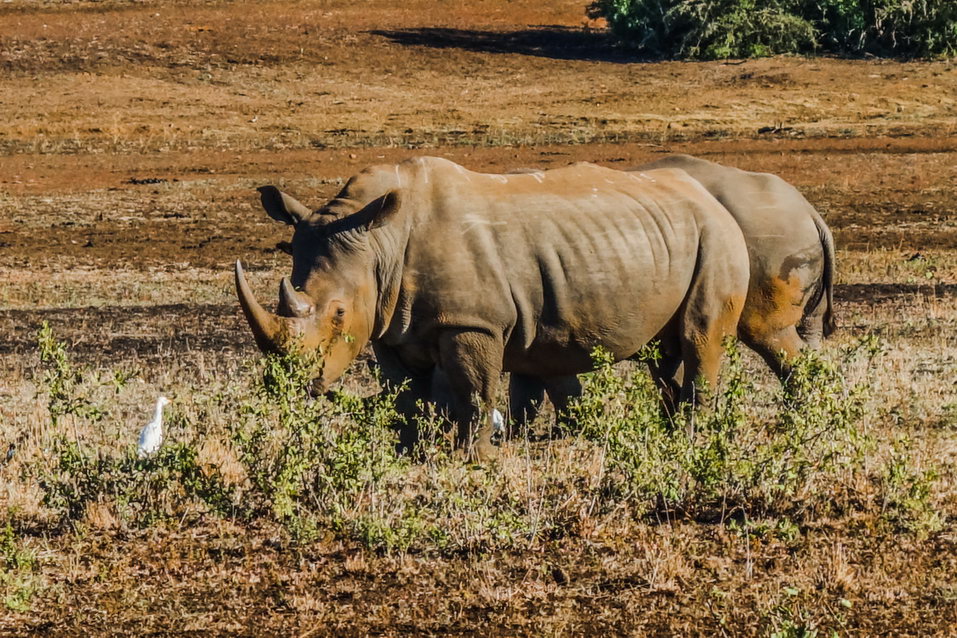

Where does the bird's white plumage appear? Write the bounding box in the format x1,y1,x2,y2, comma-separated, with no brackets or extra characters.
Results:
138,396,170,458
491,408,505,434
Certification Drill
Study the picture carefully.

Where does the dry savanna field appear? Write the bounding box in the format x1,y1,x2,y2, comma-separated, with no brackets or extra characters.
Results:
2,0,957,635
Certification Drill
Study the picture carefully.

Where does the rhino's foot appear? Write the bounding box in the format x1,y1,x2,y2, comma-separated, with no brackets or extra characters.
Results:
457,436,500,463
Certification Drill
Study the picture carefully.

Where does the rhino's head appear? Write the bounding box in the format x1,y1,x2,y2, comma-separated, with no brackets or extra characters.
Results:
235,186,401,392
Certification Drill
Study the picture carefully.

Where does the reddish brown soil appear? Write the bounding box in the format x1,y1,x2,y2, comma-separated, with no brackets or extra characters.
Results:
3,138,957,289
5,520,956,637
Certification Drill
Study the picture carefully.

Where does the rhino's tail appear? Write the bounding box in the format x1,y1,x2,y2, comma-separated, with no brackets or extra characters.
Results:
805,208,837,338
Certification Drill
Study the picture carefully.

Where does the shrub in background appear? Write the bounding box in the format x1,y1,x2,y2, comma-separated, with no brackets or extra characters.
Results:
587,0,818,59
807,0,957,57
588,0,957,58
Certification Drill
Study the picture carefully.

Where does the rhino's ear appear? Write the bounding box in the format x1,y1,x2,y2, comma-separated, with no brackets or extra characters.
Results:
357,191,402,232
257,186,312,226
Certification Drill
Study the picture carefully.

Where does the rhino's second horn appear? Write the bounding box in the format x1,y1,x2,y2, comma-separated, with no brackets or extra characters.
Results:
278,277,315,317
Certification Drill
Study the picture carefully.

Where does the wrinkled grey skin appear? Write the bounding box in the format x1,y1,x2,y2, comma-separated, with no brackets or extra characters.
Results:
236,157,750,458
509,154,836,428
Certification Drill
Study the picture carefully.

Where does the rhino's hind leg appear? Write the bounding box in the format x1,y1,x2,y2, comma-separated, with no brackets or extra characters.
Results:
738,268,818,382
647,352,683,417
637,322,684,416
509,373,583,439
676,240,749,408
678,323,739,409
738,289,809,384
508,373,547,435
739,324,805,384
796,298,827,349
438,330,504,460
543,375,584,437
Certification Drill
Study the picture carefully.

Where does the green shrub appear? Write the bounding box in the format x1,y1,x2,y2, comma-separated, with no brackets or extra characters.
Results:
33,326,233,528
28,326,942,554
880,435,943,537
36,322,104,451
588,0,957,58
38,437,233,528
588,0,818,59
685,3,818,59
807,0,957,56
569,339,880,521
0,523,39,612
226,350,413,532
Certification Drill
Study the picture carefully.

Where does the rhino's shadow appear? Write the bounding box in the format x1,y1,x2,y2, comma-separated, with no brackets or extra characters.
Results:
369,26,636,64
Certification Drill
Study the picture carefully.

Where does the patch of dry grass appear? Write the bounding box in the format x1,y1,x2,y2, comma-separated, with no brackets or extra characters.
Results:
0,287,954,633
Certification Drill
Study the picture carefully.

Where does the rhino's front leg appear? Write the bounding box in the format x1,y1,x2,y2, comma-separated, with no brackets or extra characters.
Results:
437,330,503,461
371,343,435,454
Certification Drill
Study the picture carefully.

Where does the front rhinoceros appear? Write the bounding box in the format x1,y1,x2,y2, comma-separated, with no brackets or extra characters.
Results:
235,157,749,458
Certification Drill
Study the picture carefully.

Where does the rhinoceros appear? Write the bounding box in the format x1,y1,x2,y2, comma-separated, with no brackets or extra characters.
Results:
509,154,836,426
235,157,750,457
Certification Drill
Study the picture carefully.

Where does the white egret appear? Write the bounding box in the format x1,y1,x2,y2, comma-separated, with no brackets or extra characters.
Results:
491,408,505,435
138,396,171,458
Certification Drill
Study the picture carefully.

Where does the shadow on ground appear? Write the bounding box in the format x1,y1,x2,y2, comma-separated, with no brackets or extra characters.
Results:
2,283,952,363
371,26,634,63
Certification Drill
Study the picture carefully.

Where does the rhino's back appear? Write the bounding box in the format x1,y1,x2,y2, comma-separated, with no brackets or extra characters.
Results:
637,154,826,339
397,160,737,374
638,155,821,264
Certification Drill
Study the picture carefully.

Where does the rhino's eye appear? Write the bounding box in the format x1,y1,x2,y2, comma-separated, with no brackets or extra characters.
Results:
335,308,346,318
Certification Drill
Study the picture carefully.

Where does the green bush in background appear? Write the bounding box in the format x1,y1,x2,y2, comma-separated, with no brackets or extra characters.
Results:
588,0,957,58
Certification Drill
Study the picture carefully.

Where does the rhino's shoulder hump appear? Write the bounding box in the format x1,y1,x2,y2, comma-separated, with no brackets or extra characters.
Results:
340,160,430,199
401,156,488,186
642,153,719,172
345,163,401,188
399,155,466,174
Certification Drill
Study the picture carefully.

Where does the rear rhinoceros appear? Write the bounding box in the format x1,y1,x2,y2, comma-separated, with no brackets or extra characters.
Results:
510,154,836,424
643,154,835,353
235,157,749,458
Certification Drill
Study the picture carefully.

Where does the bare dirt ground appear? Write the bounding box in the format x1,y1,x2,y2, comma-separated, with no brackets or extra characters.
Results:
2,0,957,635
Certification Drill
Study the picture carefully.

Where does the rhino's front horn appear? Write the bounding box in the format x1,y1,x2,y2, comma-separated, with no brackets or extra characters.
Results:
278,277,314,318
235,259,284,353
